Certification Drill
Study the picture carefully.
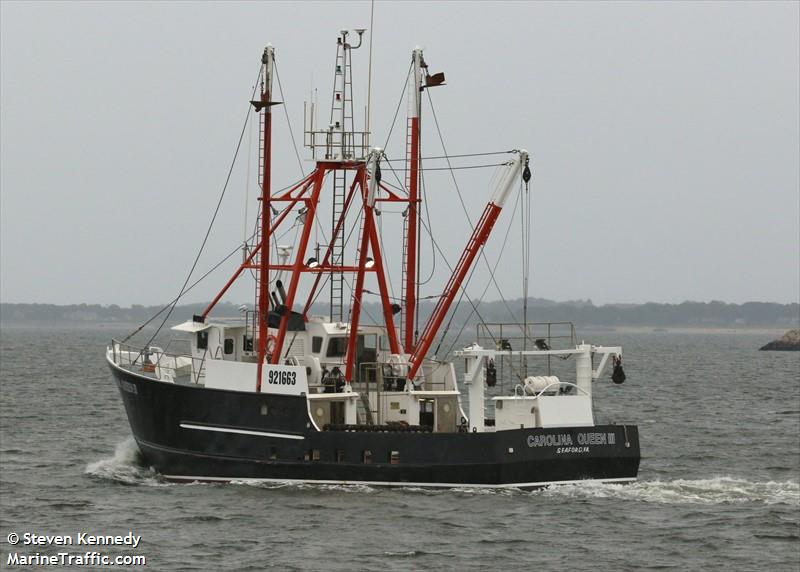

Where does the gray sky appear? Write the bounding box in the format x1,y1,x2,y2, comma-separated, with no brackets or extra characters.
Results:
1,1,798,307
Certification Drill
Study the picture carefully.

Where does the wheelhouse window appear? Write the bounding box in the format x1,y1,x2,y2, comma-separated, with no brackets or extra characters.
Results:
224,338,234,355
326,337,347,358
389,451,400,465
312,336,323,354
363,334,377,350
362,449,372,464
197,331,208,350
311,449,320,462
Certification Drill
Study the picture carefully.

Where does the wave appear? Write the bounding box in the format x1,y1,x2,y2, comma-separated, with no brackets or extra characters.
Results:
83,441,799,506
227,477,799,505
229,480,379,494
535,477,800,506
85,438,165,486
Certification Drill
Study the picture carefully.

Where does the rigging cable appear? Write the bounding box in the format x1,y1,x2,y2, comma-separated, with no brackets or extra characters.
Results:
305,177,362,312
121,231,259,345
341,274,381,326
123,66,263,348
274,61,305,178
382,160,507,171
417,150,513,160
381,153,411,194
381,62,413,154
414,206,492,358
376,209,397,300
417,163,437,285
243,110,253,261
425,89,523,333
443,187,522,357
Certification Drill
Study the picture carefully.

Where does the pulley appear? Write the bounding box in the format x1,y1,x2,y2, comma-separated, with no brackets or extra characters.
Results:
611,356,626,384
522,157,531,190
486,358,497,387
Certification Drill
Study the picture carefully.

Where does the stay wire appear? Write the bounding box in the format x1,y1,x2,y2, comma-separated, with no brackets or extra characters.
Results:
122,232,257,345
381,153,411,195
274,62,305,178
443,188,522,358
418,150,513,160
306,174,360,311
124,66,263,348
425,89,522,332
414,208,490,357
417,166,436,285
381,62,413,153
382,159,506,172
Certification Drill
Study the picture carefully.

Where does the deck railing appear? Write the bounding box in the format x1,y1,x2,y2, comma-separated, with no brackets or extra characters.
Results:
476,321,578,378
476,321,577,351
108,339,206,384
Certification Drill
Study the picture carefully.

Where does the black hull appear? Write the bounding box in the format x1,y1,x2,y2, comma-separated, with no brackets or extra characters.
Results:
109,362,640,488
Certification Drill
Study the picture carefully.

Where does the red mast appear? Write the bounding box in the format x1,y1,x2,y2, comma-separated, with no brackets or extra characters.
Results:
200,36,434,386
254,45,276,392
402,48,423,353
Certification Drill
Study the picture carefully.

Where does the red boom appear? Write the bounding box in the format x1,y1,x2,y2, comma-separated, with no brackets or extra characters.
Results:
406,202,503,381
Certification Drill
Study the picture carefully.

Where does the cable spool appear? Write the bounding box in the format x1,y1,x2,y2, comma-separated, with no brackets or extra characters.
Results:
523,376,561,395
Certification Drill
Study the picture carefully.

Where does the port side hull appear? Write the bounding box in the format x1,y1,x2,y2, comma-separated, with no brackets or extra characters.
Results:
109,362,640,488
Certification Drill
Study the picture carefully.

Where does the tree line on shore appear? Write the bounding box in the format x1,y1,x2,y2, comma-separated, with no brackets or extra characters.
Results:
2,299,797,328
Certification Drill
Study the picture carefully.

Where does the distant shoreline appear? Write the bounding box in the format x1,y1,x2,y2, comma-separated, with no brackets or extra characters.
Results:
1,300,797,332
0,320,791,337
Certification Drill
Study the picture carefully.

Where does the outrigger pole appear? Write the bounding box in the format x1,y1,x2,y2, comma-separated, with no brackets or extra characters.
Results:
406,151,529,381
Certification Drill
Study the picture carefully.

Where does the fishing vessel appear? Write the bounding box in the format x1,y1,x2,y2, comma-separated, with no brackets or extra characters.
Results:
106,31,640,488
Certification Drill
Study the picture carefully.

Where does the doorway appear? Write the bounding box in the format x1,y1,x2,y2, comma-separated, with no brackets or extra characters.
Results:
419,398,435,429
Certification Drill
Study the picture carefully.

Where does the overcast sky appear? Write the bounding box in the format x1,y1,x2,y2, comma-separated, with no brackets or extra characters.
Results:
1,1,798,307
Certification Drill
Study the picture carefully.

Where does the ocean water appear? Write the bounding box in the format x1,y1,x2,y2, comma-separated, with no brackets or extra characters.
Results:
1,323,798,571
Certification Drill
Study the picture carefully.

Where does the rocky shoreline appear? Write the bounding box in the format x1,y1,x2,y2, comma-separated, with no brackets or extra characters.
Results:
759,329,800,351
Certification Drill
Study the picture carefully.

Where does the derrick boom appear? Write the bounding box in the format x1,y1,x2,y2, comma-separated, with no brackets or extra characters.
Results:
406,151,528,380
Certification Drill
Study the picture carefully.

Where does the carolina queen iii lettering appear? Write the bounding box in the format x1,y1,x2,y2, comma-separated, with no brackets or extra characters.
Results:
527,432,617,448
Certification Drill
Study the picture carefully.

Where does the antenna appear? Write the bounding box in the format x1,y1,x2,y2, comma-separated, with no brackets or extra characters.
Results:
366,0,375,142
304,29,371,161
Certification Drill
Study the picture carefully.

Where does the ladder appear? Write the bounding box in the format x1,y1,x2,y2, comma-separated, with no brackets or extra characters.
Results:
399,118,414,347
357,392,375,425
329,39,356,160
342,52,355,159
253,108,267,341
330,170,346,321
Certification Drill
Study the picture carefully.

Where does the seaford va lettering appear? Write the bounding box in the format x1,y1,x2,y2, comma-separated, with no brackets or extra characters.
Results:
527,432,616,448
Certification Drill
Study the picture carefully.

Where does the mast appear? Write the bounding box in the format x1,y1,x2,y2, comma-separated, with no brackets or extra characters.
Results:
402,48,424,353
203,36,422,386
255,45,275,392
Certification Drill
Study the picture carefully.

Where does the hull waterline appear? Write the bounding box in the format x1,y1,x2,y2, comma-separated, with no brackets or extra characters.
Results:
110,361,640,489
